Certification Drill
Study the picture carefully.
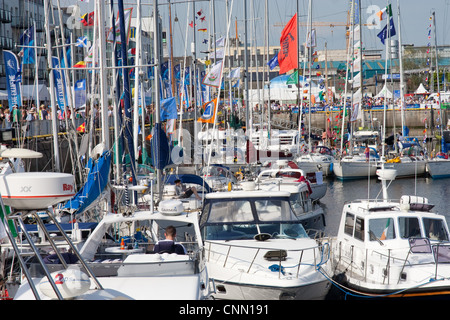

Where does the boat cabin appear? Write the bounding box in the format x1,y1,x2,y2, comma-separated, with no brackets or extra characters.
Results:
337,196,449,246
200,191,310,241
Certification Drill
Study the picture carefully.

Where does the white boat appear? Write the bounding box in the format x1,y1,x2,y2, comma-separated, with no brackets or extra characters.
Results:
329,168,450,299
13,199,213,300
258,160,327,201
200,190,331,300
295,146,335,176
383,156,427,178
333,155,378,180
426,158,450,179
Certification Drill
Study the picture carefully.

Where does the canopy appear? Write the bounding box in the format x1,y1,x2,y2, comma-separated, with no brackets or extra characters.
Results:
375,85,393,99
415,83,429,94
21,84,51,102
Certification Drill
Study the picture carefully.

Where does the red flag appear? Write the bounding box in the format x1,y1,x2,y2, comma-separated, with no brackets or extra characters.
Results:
77,122,86,133
278,13,298,74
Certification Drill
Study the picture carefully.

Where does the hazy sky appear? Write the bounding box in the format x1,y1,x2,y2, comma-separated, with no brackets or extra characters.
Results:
61,0,450,56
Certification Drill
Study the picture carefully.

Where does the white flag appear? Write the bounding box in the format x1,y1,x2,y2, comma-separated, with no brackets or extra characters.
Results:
215,36,225,47
107,8,133,44
227,67,240,79
203,60,224,87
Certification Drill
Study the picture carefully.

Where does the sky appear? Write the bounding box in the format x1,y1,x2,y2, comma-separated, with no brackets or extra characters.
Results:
59,0,450,57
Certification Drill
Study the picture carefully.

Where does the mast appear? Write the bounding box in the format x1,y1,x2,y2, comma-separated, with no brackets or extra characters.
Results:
133,0,142,170
118,0,137,198
397,0,406,137
243,0,249,133
153,0,162,199
43,0,61,172
97,0,110,150
432,11,444,147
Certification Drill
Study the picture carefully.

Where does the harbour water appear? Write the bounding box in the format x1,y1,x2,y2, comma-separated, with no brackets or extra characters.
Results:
321,176,450,237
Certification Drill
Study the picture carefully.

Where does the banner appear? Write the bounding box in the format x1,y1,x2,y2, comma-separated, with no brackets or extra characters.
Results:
160,97,177,121
202,60,223,87
197,98,217,123
74,79,86,110
52,56,67,110
19,26,35,64
3,50,22,109
107,7,133,44
278,13,298,74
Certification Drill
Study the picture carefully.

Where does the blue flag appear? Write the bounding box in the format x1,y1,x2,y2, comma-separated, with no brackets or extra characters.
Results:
74,79,86,110
267,54,279,70
3,50,22,109
160,97,177,121
377,17,396,45
19,26,35,64
52,57,67,110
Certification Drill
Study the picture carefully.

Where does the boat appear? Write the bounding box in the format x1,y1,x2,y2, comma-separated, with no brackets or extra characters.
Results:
295,146,335,176
426,158,450,179
13,199,213,300
329,161,450,299
333,153,378,180
200,190,331,300
258,160,327,201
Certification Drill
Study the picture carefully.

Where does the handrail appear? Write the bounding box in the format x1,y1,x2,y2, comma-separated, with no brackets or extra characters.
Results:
205,239,330,279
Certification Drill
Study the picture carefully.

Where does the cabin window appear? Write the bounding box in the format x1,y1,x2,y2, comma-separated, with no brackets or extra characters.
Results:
369,218,395,241
255,199,296,222
398,217,421,239
354,217,365,241
208,200,253,223
344,212,354,236
423,218,449,241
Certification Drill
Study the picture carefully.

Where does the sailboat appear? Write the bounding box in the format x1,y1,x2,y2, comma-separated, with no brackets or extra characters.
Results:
332,1,378,180
425,12,450,179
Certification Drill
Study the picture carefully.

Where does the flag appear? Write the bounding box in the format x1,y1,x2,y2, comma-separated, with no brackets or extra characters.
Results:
306,29,316,48
227,67,240,79
107,8,133,44
198,98,218,123
377,17,396,45
376,4,392,21
77,122,86,133
73,61,86,68
278,13,298,74
128,48,136,56
52,56,67,110
81,11,94,27
19,26,35,64
202,60,223,87
75,36,88,48
216,36,225,47
74,79,86,110
198,28,207,32
160,97,178,121
286,70,299,85
3,50,22,109
267,54,279,70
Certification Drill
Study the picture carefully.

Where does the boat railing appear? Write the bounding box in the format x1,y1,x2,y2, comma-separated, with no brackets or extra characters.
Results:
335,239,450,285
205,239,330,279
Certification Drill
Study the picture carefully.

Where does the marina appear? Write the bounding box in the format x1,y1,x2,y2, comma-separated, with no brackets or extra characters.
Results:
0,0,449,304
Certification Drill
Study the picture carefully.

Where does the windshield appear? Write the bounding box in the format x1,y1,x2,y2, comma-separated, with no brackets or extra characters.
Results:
202,198,309,241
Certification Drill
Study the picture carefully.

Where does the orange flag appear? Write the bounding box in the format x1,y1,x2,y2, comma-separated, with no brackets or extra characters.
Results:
278,13,298,74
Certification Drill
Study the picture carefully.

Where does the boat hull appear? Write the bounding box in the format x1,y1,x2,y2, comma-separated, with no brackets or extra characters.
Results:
333,161,377,180
426,159,450,179
383,161,426,178
211,278,331,300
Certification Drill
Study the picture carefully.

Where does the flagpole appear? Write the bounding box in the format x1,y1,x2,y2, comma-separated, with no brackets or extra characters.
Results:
33,21,40,109
133,0,142,172
43,0,61,172
307,0,312,154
